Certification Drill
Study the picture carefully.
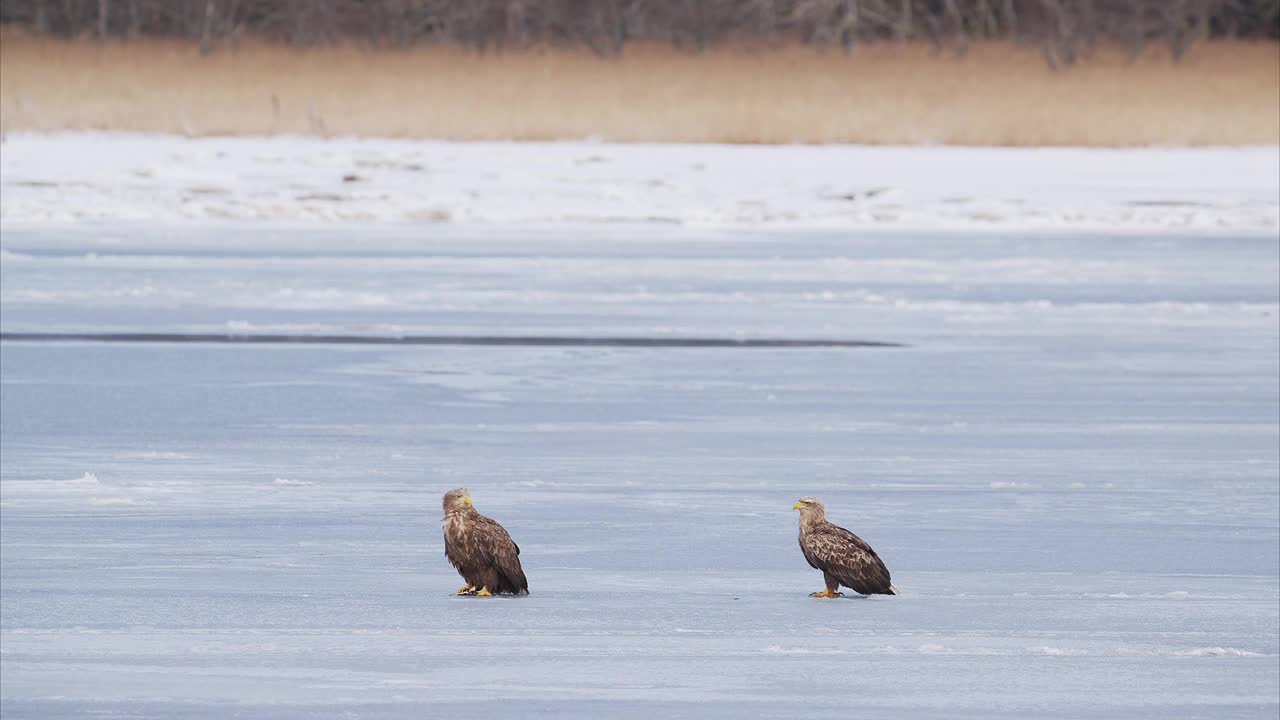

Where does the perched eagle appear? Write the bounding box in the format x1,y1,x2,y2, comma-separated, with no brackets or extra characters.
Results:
442,488,528,596
793,496,895,598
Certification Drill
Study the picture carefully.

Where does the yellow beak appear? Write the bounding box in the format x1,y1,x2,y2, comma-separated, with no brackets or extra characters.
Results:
792,501,803,510
464,496,473,506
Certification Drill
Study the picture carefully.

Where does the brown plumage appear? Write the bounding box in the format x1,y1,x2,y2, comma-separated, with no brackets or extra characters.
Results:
442,488,528,596
793,496,895,598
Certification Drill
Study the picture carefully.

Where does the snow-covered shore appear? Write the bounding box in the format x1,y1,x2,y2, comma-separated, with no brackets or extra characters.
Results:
2,133,1277,231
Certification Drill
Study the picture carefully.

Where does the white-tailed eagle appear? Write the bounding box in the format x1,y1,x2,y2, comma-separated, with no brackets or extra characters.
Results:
793,496,895,598
442,488,528,596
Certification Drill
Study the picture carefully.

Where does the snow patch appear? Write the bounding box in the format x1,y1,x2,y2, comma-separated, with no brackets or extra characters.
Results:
1175,647,1266,657
764,646,850,655
3,472,101,494
114,450,194,460
91,497,149,507
1029,646,1089,656
916,643,953,654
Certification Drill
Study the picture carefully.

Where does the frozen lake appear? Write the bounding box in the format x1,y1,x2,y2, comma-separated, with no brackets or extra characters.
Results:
2,224,1278,718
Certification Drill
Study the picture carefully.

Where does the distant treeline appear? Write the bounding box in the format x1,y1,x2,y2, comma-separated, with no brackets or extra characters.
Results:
3,1,1278,63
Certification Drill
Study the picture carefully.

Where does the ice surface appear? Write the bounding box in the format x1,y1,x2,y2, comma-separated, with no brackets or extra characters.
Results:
1,133,1277,231
2,216,1278,714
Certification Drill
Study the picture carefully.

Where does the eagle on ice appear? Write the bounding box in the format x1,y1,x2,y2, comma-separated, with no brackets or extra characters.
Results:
793,496,896,598
442,488,529,596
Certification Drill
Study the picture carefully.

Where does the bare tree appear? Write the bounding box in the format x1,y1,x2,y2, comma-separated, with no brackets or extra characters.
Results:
1,0,1274,61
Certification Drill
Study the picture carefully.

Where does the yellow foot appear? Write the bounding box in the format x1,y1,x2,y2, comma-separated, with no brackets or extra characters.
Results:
456,584,474,595
475,587,493,597
810,589,844,598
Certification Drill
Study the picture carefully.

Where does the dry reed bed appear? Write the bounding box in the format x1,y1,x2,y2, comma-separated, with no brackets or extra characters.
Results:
1,32,1277,146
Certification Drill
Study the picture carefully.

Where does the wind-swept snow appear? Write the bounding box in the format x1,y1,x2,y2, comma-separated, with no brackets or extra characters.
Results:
1,133,1277,231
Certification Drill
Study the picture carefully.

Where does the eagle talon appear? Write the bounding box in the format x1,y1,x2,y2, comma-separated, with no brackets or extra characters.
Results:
456,584,475,595
810,589,843,598
474,587,493,597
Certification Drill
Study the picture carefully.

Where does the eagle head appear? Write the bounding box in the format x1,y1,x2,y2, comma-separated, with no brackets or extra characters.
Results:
792,496,826,525
792,496,823,511
442,487,473,514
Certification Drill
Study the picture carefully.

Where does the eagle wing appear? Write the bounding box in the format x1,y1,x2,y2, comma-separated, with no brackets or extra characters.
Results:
801,522,893,595
475,514,529,594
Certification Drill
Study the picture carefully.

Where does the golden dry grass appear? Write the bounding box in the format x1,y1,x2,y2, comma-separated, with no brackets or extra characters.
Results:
1,30,1277,146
